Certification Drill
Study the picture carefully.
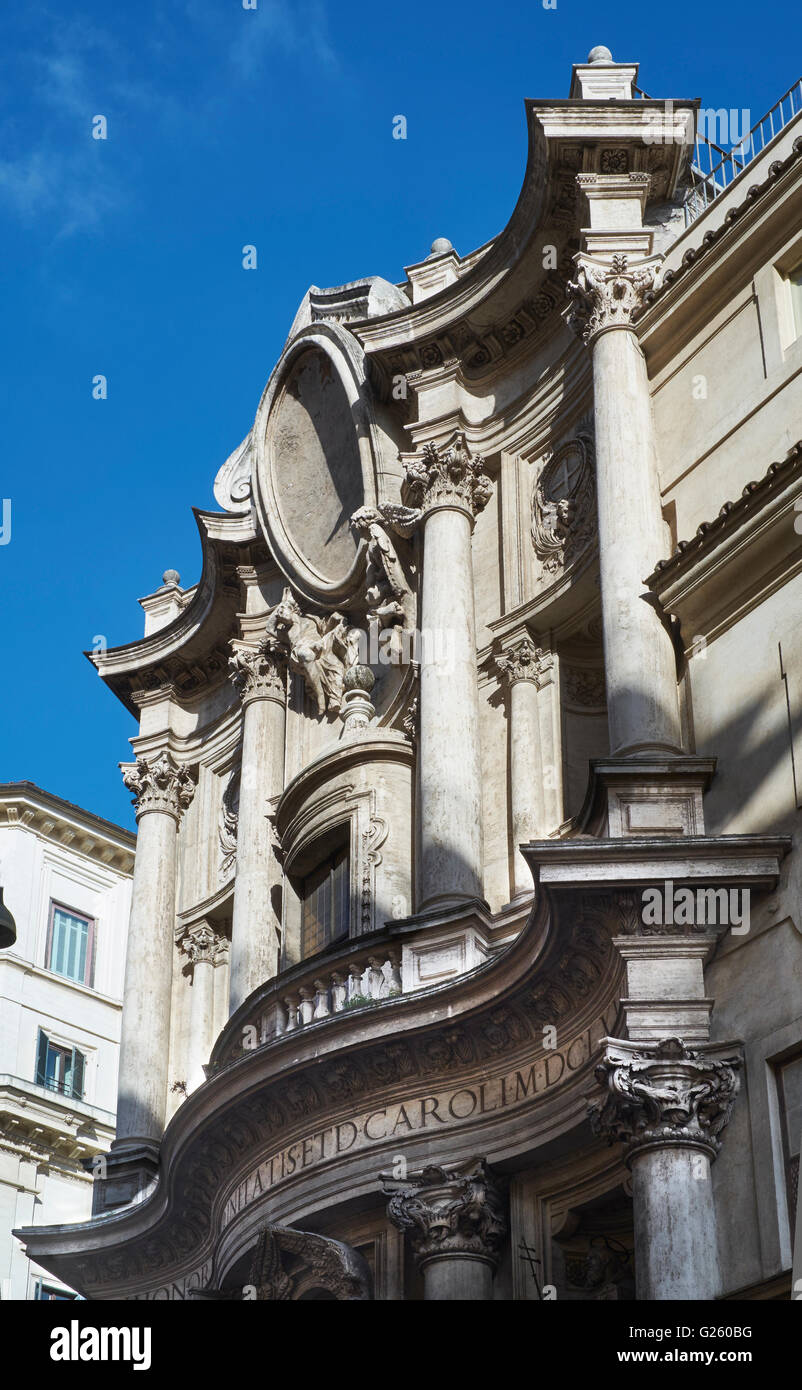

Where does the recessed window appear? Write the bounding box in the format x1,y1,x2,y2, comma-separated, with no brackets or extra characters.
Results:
788,261,802,341
776,1051,802,1230
46,902,95,987
34,1279,80,1300
300,844,350,959
35,1028,86,1100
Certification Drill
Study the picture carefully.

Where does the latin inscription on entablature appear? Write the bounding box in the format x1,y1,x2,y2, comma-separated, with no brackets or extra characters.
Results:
220,1005,618,1231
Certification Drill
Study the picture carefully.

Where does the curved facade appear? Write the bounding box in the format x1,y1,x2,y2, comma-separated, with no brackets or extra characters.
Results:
17,49,802,1302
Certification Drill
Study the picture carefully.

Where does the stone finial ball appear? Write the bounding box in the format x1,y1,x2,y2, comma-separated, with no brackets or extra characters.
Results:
587,45,613,64
162,569,181,587
344,663,376,694
429,237,453,256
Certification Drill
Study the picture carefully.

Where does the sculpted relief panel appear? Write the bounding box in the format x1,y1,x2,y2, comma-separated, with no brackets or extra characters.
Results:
531,429,596,582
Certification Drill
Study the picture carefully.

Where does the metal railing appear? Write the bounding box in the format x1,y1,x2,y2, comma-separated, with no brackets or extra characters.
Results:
685,79,802,225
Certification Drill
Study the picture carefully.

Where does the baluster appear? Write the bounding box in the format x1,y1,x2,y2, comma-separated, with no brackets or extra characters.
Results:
298,986,315,1026
283,993,299,1032
331,972,347,1012
273,1001,288,1038
366,957,385,999
313,979,330,1019
384,952,402,997
347,962,366,1003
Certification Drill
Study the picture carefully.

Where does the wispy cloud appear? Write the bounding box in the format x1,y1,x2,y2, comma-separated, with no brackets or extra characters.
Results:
228,1,339,80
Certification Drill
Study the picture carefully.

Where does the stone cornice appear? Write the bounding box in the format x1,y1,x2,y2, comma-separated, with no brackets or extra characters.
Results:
645,442,802,646
0,783,135,872
87,510,267,718
15,886,625,1296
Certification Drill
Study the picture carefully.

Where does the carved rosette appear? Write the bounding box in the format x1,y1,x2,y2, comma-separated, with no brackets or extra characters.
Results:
228,636,287,704
382,1158,507,1270
120,751,196,824
402,434,493,523
494,636,544,686
590,1037,742,1161
566,252,663,344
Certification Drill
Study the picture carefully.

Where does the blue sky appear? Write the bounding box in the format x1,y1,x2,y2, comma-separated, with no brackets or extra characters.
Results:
1,0,799,830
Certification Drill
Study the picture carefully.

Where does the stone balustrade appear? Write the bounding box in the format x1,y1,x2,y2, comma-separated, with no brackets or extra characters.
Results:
266,949,403,1041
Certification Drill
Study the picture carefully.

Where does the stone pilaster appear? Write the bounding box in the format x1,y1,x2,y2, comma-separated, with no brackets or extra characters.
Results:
180,922,229,1092
114,752,196,1158
228,635,287,1014
591,1037,741,1300
494,636,547,899
382,1157,506,1300
401,434,493,911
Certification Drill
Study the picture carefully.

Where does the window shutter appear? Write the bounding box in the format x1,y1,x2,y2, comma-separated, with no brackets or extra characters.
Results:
35,1029,49,1086
70,1048,85,1101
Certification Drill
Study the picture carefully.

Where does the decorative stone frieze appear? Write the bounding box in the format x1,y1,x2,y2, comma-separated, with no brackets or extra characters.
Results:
402,435,493,522
120,751,196,824
590,1037,741,1159
382,1158,507,1271
566,252,663,343
228,636,287,704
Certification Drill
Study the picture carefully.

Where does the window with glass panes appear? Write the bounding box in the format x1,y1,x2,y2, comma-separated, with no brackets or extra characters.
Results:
35,1029,86,1099
46,902,94,986
300,844,350,959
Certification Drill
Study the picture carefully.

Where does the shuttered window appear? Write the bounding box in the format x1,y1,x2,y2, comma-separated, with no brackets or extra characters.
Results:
46,902,94,986
300,845,349,960
35,1028,86,1100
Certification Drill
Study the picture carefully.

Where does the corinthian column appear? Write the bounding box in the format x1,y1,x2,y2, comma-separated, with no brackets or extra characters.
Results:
382,1158,506,1300
495,636,547,899
228,636,287,1013
591,1036,741,1301
402,435,493,911
567,173,681,758
181,923,228,1091
117,751,196,1149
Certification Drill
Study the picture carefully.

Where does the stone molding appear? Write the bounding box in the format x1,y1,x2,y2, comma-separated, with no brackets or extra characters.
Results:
401,434,493,523
228,636,287,704
566,252,663,343
120,751,196,824
382,1157,507,1270
590,1037,742,1160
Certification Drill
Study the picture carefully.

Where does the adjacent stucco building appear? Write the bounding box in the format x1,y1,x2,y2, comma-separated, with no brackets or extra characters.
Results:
0,783,134,1299
17,48,802,1301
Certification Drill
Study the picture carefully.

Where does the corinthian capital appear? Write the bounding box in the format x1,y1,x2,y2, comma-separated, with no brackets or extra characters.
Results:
180,922,227,967
590,1037,741,1160
121,751,196,823
229,635,287,704
494,637,544,686
566,252,663,344
402,434,493,522
381,1157,506,1270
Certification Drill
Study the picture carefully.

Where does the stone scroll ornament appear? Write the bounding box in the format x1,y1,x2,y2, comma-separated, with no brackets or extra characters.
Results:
381,1157,507,1270
589,1037,742,1160
531,430,596,575
120,751,196,823
566,252,663,343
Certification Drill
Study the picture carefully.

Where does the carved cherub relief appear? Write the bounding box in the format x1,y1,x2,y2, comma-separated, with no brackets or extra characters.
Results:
265,588,355,716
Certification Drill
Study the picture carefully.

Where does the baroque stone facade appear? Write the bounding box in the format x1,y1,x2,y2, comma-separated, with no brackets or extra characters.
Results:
15,47,802,1302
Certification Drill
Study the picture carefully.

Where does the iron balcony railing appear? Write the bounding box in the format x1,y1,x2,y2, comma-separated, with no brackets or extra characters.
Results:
685,79,802,225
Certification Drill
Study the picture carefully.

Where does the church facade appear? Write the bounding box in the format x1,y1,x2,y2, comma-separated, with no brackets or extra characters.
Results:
18,49,802,1301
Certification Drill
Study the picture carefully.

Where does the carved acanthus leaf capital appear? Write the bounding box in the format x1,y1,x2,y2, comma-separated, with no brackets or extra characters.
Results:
229,636,287,703
566,253,663,343
120,751,196,823
590,1037,742,1160
402,434,493,522
494,637,545,686
180,922,228,967
382,1157,507,1270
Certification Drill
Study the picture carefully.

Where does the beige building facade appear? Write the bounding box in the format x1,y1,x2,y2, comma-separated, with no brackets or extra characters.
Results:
18,48,802,1300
